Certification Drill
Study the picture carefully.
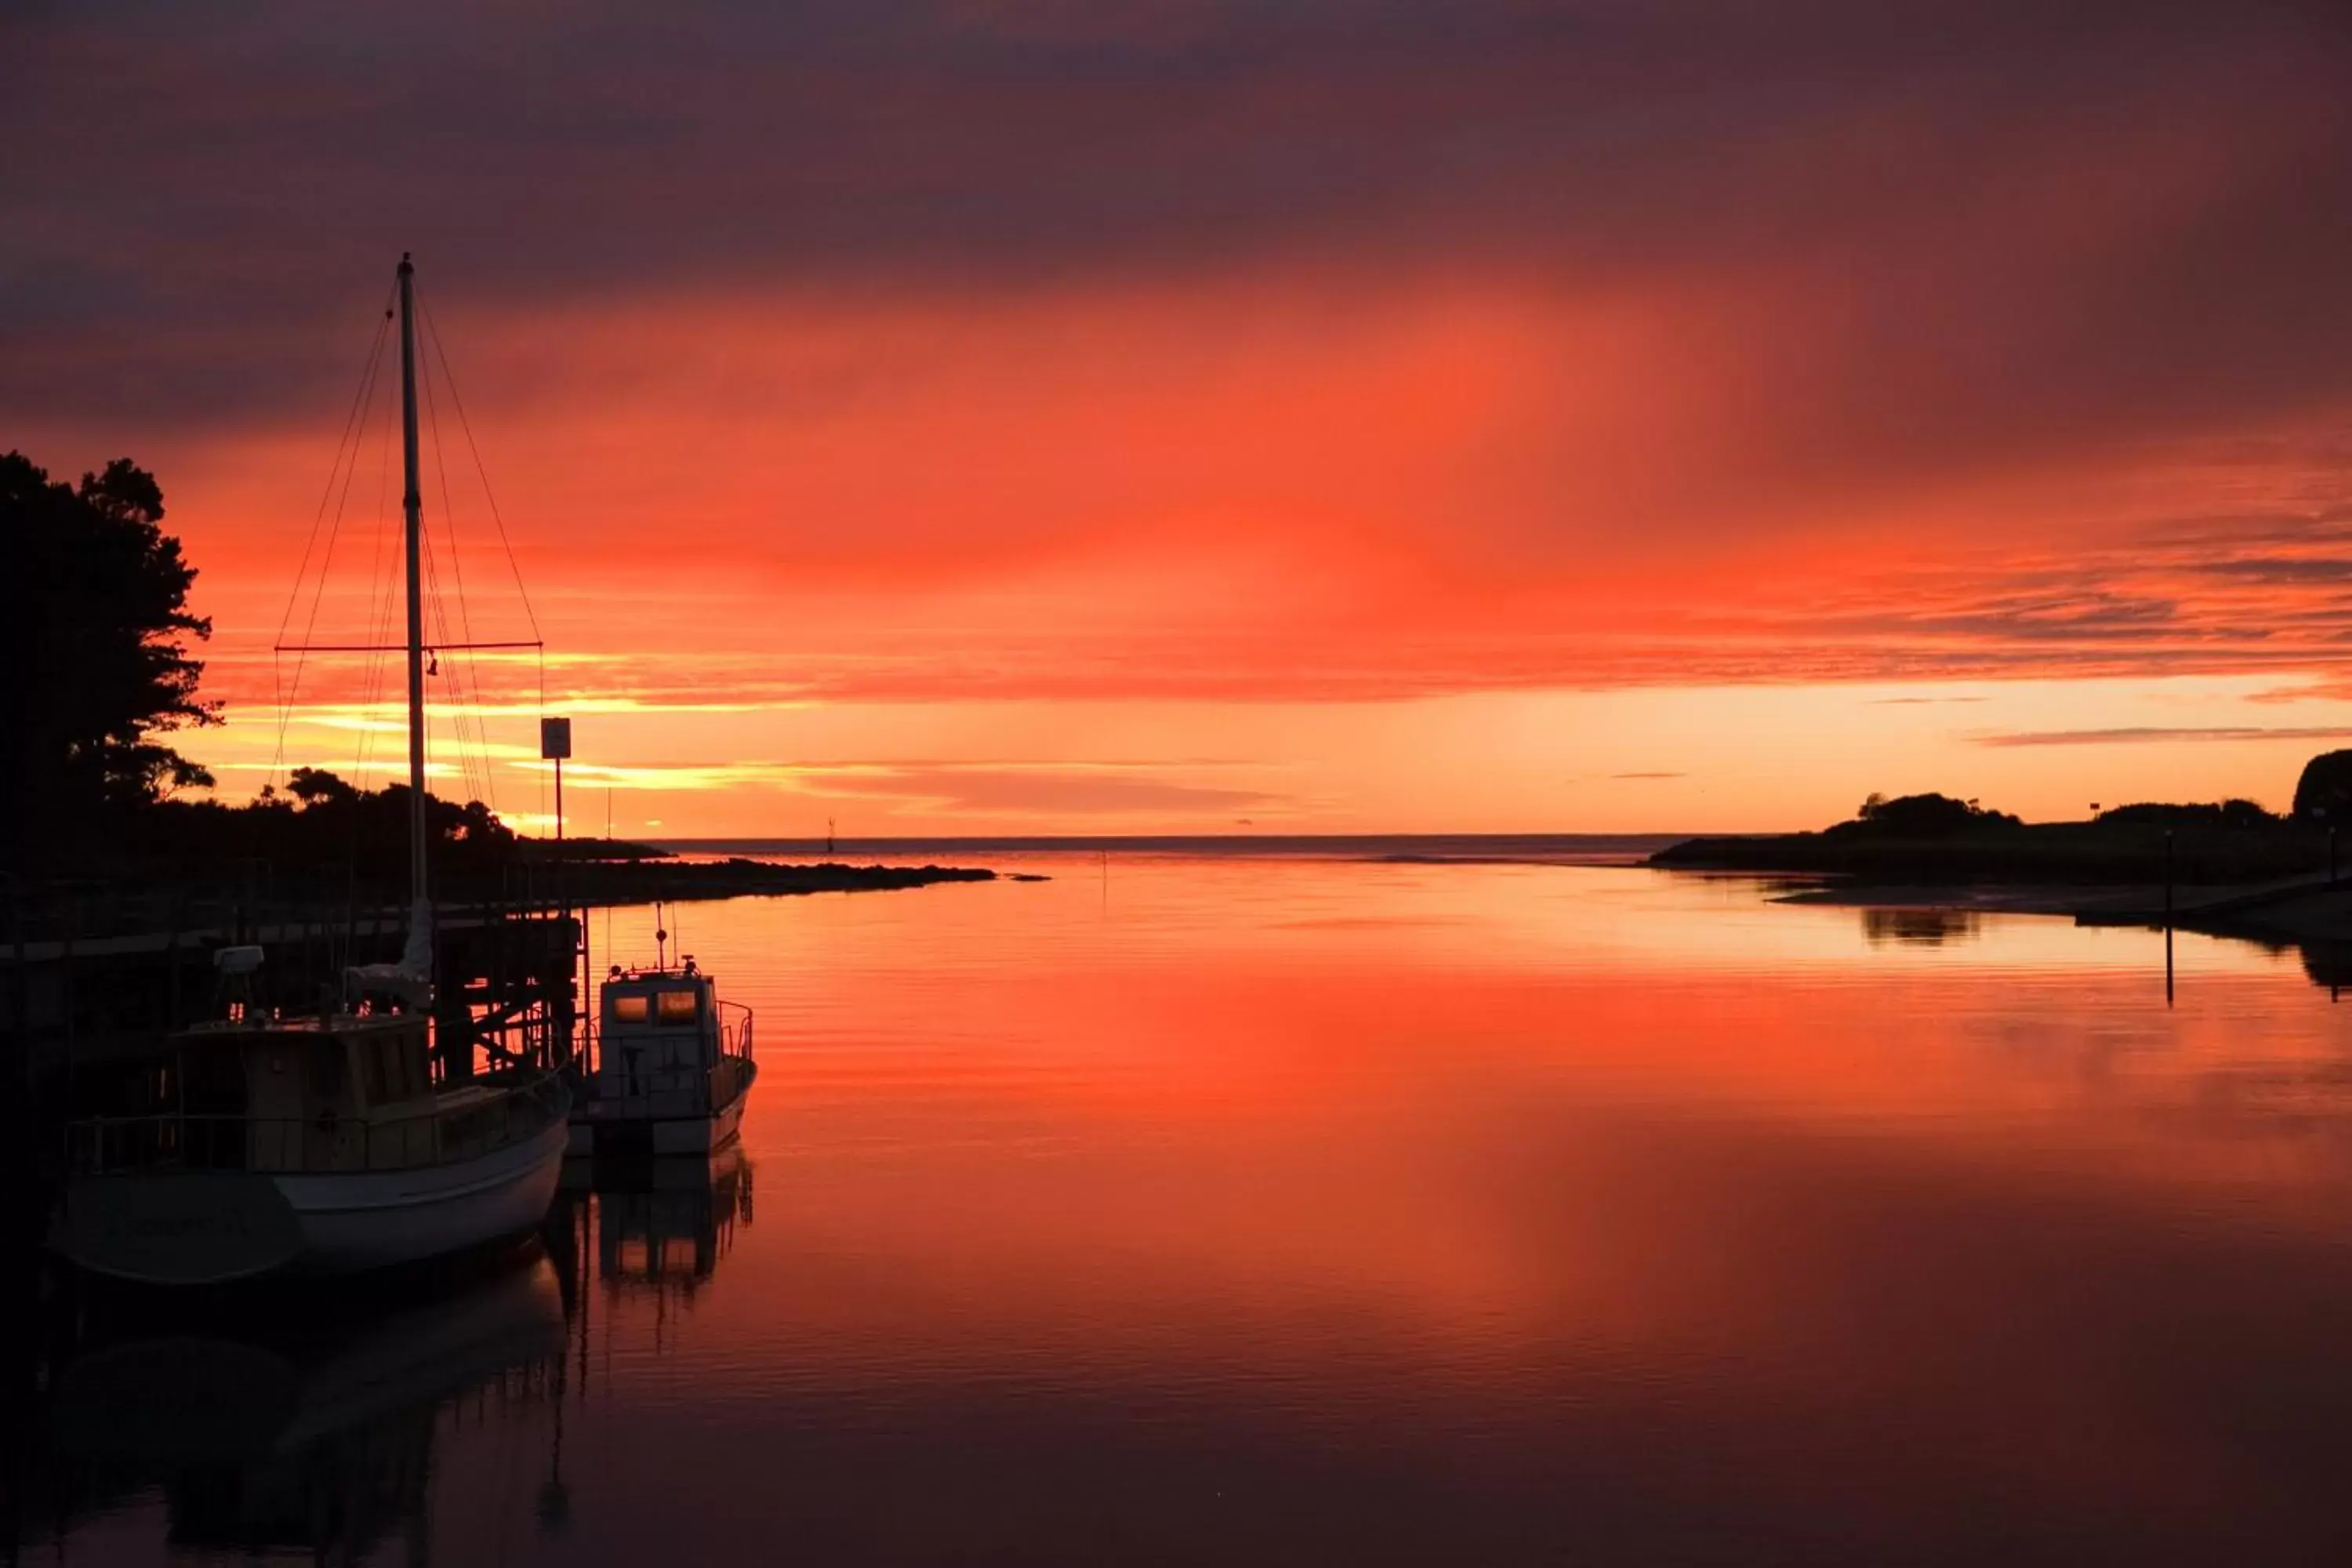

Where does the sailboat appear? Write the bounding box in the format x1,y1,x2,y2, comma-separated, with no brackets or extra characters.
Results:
56,256,572,1286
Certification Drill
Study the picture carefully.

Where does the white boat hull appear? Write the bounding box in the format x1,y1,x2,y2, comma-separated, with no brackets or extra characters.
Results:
278,1117,570,1273
61,1120,569,1287
568,1063,753,1158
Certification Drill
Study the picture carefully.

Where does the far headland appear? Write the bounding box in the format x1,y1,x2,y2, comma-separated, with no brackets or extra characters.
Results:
1649,749,2352,945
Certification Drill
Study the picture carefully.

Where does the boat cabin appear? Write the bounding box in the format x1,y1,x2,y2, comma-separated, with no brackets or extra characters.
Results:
234,1014,437,1134
68,1014,503,1175
595,966,723,1117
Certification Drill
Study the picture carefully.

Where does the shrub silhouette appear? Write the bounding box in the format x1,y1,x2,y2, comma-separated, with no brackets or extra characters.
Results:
2096,800,2278,829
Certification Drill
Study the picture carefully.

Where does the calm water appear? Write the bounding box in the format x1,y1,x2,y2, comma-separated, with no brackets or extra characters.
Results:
16,857,2352,1563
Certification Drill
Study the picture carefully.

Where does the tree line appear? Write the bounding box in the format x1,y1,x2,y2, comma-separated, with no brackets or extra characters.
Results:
2,448,519,880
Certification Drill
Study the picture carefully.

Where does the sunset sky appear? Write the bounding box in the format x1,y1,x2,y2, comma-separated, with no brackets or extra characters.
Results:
9,1,2352,836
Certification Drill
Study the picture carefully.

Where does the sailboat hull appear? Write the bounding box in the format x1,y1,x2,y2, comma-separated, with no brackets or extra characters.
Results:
279,1117,569,1274
62,1120,569,1287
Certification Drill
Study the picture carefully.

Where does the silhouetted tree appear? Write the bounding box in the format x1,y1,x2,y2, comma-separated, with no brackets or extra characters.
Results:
1836,792,2021,837
286,766,359,808
100,768,526,890
2,452,216,851
2293,751,2352,823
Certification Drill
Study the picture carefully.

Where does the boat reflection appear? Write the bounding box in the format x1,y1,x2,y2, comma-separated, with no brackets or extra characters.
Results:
34,1256,566,1563
544,1145,754,1318
14,1150,757,1563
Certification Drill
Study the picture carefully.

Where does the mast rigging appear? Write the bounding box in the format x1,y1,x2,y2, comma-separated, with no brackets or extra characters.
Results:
397,253,431,975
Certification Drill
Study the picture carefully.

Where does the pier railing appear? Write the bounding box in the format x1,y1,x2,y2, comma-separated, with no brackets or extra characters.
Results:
64,1073,568,1178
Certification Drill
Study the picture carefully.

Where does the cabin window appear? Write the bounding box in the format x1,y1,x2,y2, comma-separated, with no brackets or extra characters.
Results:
359,1039,387,1103
612,994,651,1024
379,1035,408,1102
658,989,699,1023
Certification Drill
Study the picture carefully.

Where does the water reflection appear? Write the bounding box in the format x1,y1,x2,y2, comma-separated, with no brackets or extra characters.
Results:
13,1151,755,1566
1860,906,1981,946
2281,937,2352,991
550,1148,753,1301
25,862,2352,1563
27,1258,564,1563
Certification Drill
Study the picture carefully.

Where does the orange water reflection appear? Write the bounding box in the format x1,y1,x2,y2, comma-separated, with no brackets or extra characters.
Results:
33,860,2352,1562
506,862,2352,1558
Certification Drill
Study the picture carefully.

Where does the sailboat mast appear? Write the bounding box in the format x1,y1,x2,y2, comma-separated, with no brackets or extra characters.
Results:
397,253,428,913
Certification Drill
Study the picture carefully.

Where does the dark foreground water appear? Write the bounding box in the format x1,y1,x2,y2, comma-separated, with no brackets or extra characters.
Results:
14,857,2352,1563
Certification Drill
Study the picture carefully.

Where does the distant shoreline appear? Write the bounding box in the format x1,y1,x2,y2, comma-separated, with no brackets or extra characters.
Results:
1646,820,2352,945
1646,820,2337,885
540,857,996,906
652,833,1691,864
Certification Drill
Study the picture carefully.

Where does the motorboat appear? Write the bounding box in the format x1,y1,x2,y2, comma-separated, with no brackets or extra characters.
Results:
567,959,756,1156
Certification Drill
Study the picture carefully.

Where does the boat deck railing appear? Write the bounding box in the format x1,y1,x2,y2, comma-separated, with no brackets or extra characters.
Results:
65,1073,569,1178
719,1000,754,1061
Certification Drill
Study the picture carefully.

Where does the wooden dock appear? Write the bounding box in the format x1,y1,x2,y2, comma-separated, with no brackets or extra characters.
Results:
2,883,582,1181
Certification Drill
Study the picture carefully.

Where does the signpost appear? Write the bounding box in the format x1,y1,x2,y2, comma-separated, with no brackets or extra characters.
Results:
541,715,579,1065
541,717,573,842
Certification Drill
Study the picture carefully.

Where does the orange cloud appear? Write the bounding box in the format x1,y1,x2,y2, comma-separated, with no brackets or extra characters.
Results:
13,2,2352,830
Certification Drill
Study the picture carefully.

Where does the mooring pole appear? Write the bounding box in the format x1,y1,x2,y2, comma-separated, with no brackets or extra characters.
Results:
2164,829,2176,1006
